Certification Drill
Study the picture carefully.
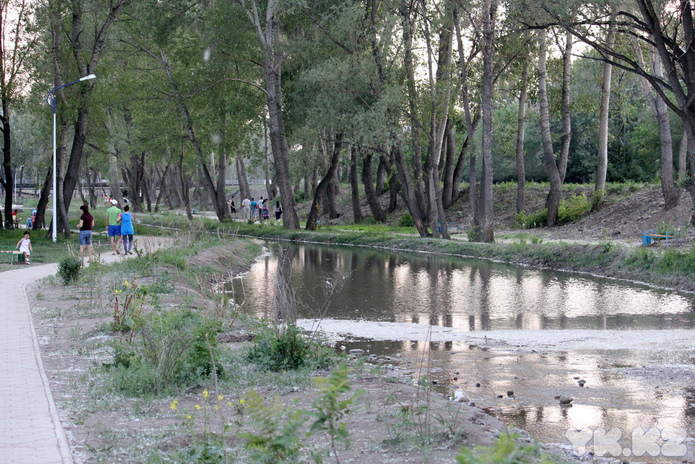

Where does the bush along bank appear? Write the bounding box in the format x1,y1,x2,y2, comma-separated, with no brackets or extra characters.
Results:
141,215,695,294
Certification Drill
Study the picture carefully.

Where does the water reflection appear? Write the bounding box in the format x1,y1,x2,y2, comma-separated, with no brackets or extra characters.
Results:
231,242,695,330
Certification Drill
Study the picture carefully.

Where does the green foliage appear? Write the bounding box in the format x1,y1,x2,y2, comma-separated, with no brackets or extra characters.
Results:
656,247,695,273
558,194,592,223
105,309,224,396
456,433,553,464
307,364,364,452
656,220,677,235
512,210,547,229
247,324,337,372
57,256,82,285
241,391,306,464
514,194,591,229
399,213,415,227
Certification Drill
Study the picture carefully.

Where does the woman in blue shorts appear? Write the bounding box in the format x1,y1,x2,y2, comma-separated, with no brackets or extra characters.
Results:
78,204,94,265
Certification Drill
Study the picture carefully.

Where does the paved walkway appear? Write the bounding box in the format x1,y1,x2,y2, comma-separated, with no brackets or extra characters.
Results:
0,262,72,464
0,237,172,464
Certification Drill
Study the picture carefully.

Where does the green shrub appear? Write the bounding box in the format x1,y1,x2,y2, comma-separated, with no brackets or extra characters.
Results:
247,324,337,372
399,213,415,227
558,194,591,223
57,256,81,285
513,209,547,229
105,309,224,396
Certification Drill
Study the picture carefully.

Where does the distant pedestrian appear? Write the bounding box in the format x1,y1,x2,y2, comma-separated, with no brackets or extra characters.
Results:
274,200,282,223
78,204,94,265
105,199,122,255
261,198,270,222
250,198,257,222
229,197,237,217
119,205,135,255
242,196,251,220
16,231,32,264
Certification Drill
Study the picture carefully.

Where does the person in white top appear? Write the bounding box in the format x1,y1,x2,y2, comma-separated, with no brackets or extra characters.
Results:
16,231,32,264
241,196,251,220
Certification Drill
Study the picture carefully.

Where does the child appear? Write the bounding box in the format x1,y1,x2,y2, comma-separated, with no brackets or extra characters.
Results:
16,231,32,264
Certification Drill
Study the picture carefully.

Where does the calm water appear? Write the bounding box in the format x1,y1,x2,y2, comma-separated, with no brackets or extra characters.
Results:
231,242,695,458
231,242,695,331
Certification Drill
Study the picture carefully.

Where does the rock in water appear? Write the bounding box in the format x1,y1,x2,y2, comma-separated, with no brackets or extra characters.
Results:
555,395,573,405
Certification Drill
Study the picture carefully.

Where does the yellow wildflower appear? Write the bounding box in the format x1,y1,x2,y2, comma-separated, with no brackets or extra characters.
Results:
170,400,178,410
186,414,192,420
195,404,201,410
239,399,246,405
215,405,220,410
218,395,224,401
203,390,209,399
226,401,233,407
124,280,131,287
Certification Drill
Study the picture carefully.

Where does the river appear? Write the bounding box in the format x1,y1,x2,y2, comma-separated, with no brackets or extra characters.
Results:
231,241,695,461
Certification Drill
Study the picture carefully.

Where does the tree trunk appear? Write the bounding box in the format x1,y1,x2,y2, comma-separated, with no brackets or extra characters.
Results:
239,0,299,228
538,29,563,226
236,156,250,199
595,22,617,201
442,121,457,208
476,0,496,242
632,41,679,209
557,30,573,183
516,59,529,214
350,145,363,223
306,134,343,230
678,132,689,185
362,153,386,222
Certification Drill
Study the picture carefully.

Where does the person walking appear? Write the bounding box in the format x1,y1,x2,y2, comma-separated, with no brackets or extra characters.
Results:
250,197,257,222
242,196,251,220
105,199,122,255
16,231,32,264
229,197,237,217
119,205,135,255
274,200,283,224
261,198,270,223
77,204,94,266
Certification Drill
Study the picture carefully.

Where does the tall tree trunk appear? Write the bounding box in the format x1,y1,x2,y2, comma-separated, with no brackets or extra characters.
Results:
236,156,250,199
350,145,363,223
634,42,679,209
58,0,127,237
240,0,299,228
557,31,573,183
516,59,529,214
595,28,615,198
538,29,563,226
306,134,343,230
454,12,480,231
678,132,689,185
362,153,386,222
442,121,457,208
475,0,496,242
420,0,453,238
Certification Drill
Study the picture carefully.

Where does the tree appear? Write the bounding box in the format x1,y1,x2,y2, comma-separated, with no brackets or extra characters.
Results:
0,0,38,229
238,0,300,229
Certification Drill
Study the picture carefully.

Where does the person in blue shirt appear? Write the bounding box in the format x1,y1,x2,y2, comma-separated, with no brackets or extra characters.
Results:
119,205,135,255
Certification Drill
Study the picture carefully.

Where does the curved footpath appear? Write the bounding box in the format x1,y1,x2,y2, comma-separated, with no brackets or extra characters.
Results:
0,249,139,464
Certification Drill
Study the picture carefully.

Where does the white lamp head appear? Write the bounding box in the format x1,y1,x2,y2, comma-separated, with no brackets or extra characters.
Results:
79,74,97,81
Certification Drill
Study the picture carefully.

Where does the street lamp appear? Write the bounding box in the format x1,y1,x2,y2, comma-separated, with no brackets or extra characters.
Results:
46,73,96,242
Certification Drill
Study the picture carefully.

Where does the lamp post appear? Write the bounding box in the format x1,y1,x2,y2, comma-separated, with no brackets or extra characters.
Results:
46,73,96,242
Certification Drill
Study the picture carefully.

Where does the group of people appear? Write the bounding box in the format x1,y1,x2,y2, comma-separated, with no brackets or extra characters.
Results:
238,196,282,223
77,199,136,266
